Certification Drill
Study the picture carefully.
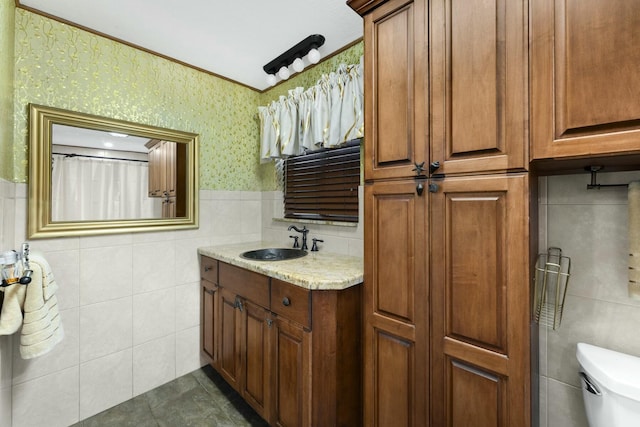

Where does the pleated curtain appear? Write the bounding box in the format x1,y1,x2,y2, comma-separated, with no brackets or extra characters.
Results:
258,60,364,162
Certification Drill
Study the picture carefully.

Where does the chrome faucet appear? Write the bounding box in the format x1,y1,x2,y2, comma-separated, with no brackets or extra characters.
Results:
287,225,309,250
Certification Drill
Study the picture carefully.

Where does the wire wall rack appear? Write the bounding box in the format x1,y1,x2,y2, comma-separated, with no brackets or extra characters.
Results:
534,247,571,330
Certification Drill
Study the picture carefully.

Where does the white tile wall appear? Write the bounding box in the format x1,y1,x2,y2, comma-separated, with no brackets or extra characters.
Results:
79,348,133,419
132,334,175,396
133,288,176,345
12,366,80,427
0,185,364,426
261,187,364,257
539,170,640,426
79,297,133,363
175,326,202,378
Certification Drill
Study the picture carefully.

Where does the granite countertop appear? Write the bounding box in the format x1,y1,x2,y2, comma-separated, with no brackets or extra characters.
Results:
198,241,363,291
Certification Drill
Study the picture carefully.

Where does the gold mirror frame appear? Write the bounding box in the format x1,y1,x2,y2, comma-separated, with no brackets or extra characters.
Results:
28,104,199,238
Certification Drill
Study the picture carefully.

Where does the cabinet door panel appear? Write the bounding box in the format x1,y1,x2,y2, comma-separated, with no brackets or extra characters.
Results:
273,317,311,427
219,288,241,390
449,360,501,427
531,0,640,159
431,174,530,427
364,180,428,427
448,192,505,351
242,301,271,421
201,282,217,364
363,0,428,180
165,141,177,196
366,181,426,324
373,328,414,427
431,0,527,174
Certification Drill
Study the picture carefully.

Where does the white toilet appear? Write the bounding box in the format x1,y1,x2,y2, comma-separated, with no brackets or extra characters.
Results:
577,342,640,427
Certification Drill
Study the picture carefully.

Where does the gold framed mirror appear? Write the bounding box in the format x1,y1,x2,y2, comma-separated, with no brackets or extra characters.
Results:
28,104,199,238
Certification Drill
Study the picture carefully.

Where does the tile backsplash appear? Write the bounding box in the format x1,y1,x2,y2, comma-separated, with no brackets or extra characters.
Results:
538,170,640,427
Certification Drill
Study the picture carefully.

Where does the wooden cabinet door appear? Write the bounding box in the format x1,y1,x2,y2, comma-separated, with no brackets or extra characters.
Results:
240,300,272,422
164,141,177,197
362,0,428,181
201,281,218,365
218,287,241,391
364,180,429,427
272,316,312,427
147,142,162,197
430,174,531,427
430,0,527,174
531,0,640,159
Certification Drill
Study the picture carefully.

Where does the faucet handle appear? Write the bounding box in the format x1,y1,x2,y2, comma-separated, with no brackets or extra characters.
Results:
311,238,324,252
289,235,300,248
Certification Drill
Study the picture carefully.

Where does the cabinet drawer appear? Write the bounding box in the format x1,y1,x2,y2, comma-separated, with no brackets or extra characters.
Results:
219,262,270,308
200,256,218,284
271,279,311,329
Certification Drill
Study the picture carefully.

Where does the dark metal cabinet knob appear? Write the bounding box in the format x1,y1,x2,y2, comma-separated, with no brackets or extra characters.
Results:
282,297,291,306
429,161,441,174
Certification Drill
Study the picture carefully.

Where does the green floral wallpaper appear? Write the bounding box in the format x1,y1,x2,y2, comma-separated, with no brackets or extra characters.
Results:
12,9,270,190
10,9,363,191
0,0,14,181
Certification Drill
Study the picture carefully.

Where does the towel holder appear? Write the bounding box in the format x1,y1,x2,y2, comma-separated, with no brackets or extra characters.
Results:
533,247,571,330
586,166,630,190
0,243,32,287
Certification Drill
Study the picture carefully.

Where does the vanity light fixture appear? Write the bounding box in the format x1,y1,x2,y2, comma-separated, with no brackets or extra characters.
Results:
263,34,325,86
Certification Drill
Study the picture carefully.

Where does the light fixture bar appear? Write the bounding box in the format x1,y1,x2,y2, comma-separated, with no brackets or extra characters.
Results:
263,34,325,75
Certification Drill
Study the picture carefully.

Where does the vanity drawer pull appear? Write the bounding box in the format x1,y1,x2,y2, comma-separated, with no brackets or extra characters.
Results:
282,297,291,306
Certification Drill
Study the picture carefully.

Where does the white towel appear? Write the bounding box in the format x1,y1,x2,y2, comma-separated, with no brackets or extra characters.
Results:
19,253,64,359
0,283,27,335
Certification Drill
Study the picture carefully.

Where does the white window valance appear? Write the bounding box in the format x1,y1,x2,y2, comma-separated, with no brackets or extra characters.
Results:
258,60,364,161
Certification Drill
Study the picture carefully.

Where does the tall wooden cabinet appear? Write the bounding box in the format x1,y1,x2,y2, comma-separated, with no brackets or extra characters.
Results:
348,0,532,425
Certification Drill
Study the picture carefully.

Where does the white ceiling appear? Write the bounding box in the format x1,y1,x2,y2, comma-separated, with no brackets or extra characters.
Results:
18,0,364,91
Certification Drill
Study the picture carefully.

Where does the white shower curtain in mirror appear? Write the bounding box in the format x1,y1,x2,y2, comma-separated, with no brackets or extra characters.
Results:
259,60,364,161
51,155,160,221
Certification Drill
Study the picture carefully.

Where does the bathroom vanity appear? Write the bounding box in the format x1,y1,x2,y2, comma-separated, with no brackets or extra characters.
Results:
198,243,363,427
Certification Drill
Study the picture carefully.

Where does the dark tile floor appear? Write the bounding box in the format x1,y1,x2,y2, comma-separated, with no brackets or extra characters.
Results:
72,365,270,427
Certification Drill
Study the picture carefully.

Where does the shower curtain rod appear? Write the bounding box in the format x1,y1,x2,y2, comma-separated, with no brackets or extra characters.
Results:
52,152,148,163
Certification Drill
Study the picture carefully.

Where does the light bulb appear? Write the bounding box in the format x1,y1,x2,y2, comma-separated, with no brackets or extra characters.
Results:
292,57,305,73
307,48,321,64
266,74,277,86
278,66,290,80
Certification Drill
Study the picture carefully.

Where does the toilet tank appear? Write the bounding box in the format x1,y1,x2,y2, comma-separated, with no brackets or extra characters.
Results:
577,343,640,427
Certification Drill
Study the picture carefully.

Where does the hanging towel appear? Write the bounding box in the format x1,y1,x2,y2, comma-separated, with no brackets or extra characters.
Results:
19,252,64,359
0,283,27,335
629,182,640,299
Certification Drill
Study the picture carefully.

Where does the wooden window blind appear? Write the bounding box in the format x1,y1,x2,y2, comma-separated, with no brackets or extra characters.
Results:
284,139,361,223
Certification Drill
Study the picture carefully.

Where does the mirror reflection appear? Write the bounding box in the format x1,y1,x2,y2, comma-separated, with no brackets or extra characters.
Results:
28,104,199,238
